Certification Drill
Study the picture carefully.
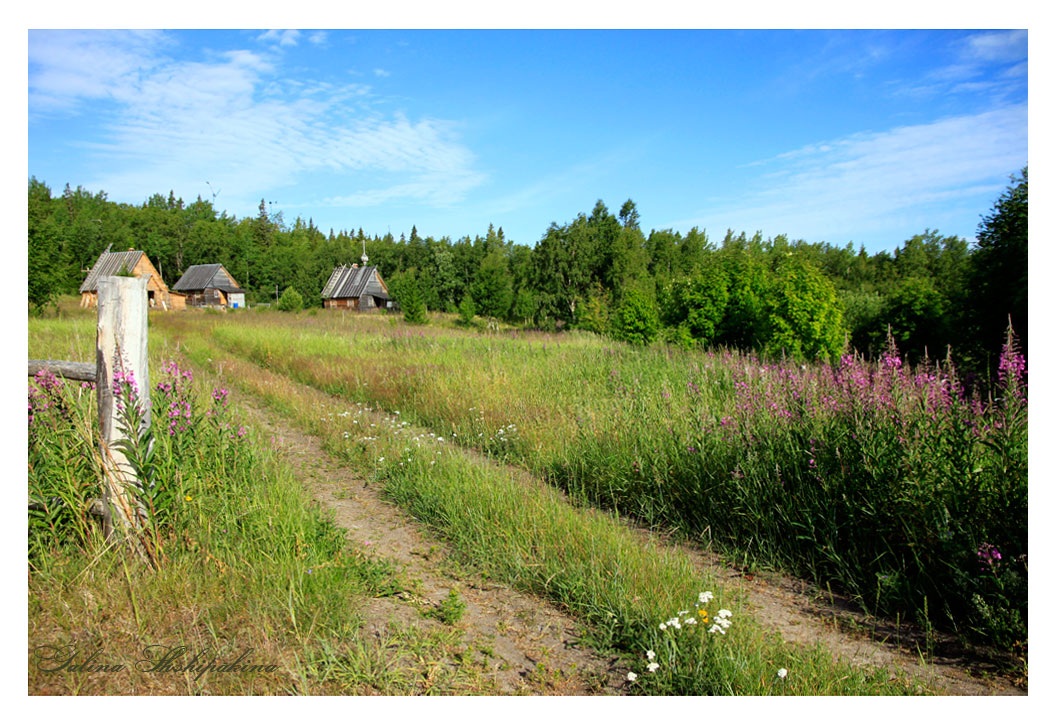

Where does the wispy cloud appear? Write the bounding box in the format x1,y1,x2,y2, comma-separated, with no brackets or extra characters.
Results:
28,31,484,214
891,30,1027,101
669,104,1027,246
962,29,1028,64
29,30,170,112
373,68,390,77
257,30,301,47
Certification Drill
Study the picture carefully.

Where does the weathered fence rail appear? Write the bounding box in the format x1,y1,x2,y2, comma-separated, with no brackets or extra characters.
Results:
29,276,153,551
27,359,96,381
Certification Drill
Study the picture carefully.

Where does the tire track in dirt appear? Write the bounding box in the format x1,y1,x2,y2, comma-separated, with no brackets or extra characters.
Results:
235,393,626,695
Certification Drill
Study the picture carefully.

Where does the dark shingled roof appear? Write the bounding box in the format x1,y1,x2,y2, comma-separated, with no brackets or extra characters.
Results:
321,265,389,300
79,250,145,293
172,264,245,293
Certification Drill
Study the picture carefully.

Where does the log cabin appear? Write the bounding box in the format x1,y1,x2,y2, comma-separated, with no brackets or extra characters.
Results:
172,264,246,309
79,246,180,310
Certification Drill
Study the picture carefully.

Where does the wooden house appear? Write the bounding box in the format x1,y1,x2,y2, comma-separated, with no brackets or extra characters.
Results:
79,247,178,309
321,264,392,311
172,264,247,309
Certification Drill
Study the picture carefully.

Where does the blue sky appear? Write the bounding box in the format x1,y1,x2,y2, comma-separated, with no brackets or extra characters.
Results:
27,28,1028,252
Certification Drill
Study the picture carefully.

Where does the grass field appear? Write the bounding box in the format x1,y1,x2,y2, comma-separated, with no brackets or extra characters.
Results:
185,307,1027,651
28,300,1028,694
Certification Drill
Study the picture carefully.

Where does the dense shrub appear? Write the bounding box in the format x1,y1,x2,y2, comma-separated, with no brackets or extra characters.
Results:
277,286,304,312
457,294,476,326
612,288,659,345
391,270,428,324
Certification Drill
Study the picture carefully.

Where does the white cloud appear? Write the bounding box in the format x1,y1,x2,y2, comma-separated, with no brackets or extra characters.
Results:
904,30,1028,98
373,68,390,77
29,30,169,112
670,105,1027,246
962,30,1027,64
258,30,301,47
29,31,484,215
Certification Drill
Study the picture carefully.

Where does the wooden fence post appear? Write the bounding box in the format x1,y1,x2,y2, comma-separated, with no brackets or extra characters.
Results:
96,276,152,540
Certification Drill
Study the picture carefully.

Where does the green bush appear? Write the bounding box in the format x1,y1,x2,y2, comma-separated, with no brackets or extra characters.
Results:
661,324,696,349
457,295,476,326
764,258,844,361
395,274,428,325
277,286,303,312
577,284,611,335
611,288,659,345
511,288,537,325
662,266,729,345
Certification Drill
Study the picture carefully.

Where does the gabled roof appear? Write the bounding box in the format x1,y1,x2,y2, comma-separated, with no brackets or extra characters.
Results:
321,265,389,300
79,250,145,293
172,264,245,293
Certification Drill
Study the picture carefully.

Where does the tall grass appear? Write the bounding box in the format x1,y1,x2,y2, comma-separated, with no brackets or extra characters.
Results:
28,314,421,694
173,333,918,695
186,310,1027,650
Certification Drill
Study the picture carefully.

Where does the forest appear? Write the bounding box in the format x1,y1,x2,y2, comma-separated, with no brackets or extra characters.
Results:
27,168,1027,376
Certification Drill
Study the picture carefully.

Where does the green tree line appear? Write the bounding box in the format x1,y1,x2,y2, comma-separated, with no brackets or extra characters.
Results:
28,168,1027,374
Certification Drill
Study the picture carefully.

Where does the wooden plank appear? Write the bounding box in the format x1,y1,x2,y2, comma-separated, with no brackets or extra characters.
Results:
96,275,152,540
28,360,96,381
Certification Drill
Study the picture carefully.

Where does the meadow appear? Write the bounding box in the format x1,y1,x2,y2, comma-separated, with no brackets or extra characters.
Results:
191,309,1027,652
28,302,1027,694
29,310,496,695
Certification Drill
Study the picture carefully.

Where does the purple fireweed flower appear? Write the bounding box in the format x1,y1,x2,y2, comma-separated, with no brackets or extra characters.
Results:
111,369,144,415
212,387,229,408
978,543,1002,571
998,329,1027,398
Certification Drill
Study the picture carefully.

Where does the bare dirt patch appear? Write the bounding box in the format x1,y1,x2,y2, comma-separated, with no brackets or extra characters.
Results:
237,395,625,695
